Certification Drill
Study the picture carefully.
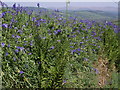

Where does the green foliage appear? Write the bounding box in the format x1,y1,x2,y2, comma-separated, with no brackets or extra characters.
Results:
1,5,119,89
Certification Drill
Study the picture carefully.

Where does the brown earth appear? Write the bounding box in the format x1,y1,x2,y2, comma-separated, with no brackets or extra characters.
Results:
93,56,116,88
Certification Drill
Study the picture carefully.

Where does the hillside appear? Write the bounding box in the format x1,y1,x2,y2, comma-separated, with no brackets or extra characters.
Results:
1,2,119,89
18,7,118,22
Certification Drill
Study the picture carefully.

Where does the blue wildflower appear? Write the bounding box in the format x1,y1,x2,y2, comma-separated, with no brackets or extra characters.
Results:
70,46,74,48
98,46,100,48
71,49,77,54
20,47,24,51
84,58,88,61
5,52,9,56
17,30,22,32
72,35,76,38
80,42,84,44
30,43,33,46
16,46,24,51
22,25,26,27
16,35,20,38
67,35,70,37
42,37,46,39
28,53,32,55
70,42,72,44
24,44,27,46
31,17,36,21
13,57,16,61
113,24,117,28
17,30,23,34
50,46,54,49
92,49,95,52
77,48,81,51
14,27,17,29
54,31,58,35
82,37,84,39
58,18,62,20
94,68,99,74
12,35,15,38
63,80,67,83
114,28,120,33
1,12,6,18
1,43,5,47
54,30,61,35
92,31,97,36
15,49,19,53
73,49,76,52
55,9,59,12
19,71,24,74
38,62,41,64
7,44,10,47
57,40,61,42
78,53,80,55
11,18,15,23
27,10,33,15
2,23,8,28
16,46,21,49
57,30,61,32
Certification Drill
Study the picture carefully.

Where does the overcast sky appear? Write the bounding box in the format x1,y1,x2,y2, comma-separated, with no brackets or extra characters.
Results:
1,0,120,2
1,0,119,9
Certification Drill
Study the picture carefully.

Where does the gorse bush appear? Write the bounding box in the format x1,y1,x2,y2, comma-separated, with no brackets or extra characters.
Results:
1,2,119,88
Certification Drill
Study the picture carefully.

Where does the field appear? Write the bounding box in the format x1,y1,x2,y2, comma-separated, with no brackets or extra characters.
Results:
1,2,120,89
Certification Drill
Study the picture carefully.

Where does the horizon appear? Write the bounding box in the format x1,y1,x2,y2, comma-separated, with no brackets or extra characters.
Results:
3,2,118,8
1,2,118,12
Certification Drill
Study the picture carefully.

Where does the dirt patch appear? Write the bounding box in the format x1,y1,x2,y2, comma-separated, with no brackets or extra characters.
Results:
93,56,114,87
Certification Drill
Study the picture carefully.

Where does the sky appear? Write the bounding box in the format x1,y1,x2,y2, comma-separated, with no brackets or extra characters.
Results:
1,0,119,9
1,0,120,2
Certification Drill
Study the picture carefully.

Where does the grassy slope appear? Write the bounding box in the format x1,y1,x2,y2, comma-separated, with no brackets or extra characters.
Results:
2,6,119,88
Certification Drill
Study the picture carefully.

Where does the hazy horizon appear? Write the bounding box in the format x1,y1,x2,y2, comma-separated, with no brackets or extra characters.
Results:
3,2,118,8
2,2,118,12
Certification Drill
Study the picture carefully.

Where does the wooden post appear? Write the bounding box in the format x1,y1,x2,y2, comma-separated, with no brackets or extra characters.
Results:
66,0,70,21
